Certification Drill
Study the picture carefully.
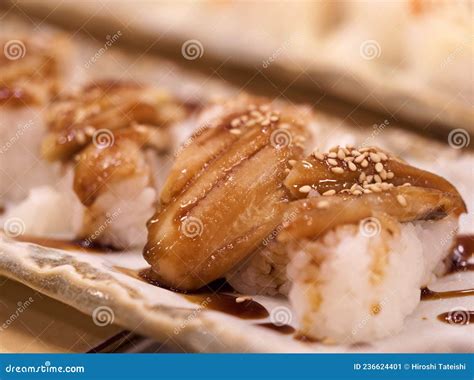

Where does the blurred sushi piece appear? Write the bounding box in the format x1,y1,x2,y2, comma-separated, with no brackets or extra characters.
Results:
3,80,188,248
0,33,72,207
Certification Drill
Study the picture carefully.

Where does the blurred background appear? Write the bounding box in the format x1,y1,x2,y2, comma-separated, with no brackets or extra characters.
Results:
2,0,473,137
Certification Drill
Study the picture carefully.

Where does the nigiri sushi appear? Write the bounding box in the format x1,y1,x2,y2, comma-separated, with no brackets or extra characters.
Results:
3,80,188,248
0,34,71,207
144,95,314,290
228,145,465,343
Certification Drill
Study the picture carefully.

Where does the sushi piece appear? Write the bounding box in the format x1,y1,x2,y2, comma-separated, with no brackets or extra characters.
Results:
4,80,188,248
144,95,313,290
280,145,465,343
0,34,71,206
44,80,187,248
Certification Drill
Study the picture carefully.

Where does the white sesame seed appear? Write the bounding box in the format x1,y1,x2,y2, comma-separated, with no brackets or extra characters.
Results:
359,172,366,182
323,189,336,196
375,162,384,172
343,148,351,155
374,174,382,183
337,149,346,159
328,152,338,158
371,184,382,192
354,153,367,163
351,150,361,157
352,190,362,195
366,175,373,183
327,158,338,166
230,129,241,135
361,159,369,168
363,189,372,194
231,119,240,128
397,194,407,207
288,160,297,167
380,170,387,180
386,172,395,179
261,119,271,126
344,156,355,162
314,151,325,160
348,161,357,171
270,115,279,122
379,152,388,161
331,167,344,174
236,296,252,303
369,152,381,163
402,182,412,187
299,185,312,193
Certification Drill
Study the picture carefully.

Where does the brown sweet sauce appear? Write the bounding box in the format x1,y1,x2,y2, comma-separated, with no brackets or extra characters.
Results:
420,235,474,301
113,266,268,319
447,234,474,274
184,293,269,320
421,287,474,301
14,235,119,253
437,311,473,325
257,323,295,335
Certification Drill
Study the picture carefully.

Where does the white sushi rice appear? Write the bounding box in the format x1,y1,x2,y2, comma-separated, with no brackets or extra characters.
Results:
287,215,459,344
1,161,158,249
0,107,61,207
81,175,157,249
0,170,83,239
